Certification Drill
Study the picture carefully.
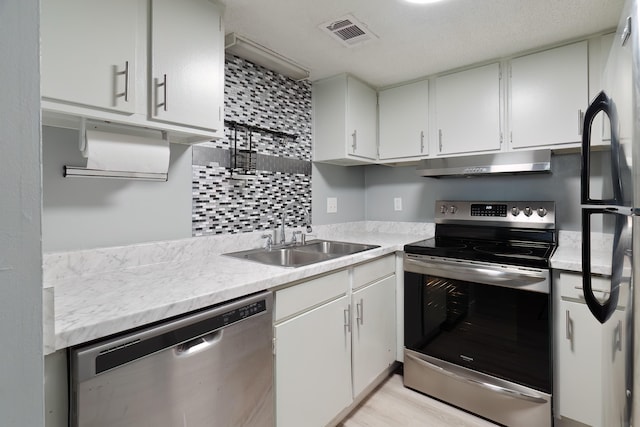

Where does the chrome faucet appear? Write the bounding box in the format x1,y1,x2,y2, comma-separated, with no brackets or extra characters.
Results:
280,201,312,245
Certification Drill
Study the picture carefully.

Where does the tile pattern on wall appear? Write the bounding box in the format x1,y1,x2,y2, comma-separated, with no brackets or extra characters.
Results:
192,54,313,237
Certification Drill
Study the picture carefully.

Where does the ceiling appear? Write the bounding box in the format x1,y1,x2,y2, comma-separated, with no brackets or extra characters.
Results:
219,0,625,88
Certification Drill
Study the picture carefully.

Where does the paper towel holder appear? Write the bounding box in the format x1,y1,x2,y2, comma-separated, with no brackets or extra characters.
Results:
64,118,169,182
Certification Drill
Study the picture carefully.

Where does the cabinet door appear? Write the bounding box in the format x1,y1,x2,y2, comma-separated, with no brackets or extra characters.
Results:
352,275,396,397
379,81,429,160
556,299,604,426
510,41,588,149
435,63,502,155
275,296,352,427
41,0,138,114
347,76,378,160
150,0,224,131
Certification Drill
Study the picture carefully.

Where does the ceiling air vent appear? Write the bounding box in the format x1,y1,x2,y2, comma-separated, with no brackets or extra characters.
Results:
320,14,377,47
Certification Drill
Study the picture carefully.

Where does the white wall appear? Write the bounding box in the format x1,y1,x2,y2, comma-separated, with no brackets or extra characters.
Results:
312,163,366,224
364,152,584,230
42,126,193,252
0,0,44,425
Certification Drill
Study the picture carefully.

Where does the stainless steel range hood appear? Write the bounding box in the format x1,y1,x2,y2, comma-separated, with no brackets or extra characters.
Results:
416,150,552,178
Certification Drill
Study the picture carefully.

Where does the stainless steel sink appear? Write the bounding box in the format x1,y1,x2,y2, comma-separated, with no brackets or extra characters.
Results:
229,247,333,268
295,240,380,256
223,239,380,268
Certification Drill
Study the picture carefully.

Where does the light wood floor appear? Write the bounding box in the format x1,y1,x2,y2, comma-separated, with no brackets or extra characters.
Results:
338,373,499,427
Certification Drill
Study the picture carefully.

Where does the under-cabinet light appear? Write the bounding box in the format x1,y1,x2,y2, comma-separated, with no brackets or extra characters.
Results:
225,33,310,81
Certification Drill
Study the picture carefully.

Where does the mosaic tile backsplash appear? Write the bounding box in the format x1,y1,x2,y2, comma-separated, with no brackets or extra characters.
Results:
192,54,313,236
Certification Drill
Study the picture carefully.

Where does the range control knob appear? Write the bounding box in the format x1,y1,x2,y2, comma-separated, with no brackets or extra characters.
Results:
537,207,548,217
440,205,447,214
449,206,458,214
523,207,533,217
511,207,520,216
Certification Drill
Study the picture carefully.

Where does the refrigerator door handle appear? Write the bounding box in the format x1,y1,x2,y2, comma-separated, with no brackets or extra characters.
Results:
581,208,624,324
581,91,622,205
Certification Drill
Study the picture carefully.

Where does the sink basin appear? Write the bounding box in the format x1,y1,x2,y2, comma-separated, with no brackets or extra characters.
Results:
295,240,380,256
224,239,380,268
230,247,332,268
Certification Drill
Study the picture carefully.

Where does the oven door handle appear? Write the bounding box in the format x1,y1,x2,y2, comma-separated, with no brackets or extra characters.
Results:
405,352,548,404
404,256,549,293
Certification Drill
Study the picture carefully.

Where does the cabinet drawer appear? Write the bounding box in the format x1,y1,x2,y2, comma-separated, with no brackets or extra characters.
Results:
275,270,348,322
557,271,629,307
353,255,395,290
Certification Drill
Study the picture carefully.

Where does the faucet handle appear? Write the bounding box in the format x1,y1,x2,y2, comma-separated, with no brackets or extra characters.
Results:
261,234,273,249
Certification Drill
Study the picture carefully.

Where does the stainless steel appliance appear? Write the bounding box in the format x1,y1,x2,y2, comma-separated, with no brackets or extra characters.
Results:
403,200,556,427
70,291,274,427
579,1,637,424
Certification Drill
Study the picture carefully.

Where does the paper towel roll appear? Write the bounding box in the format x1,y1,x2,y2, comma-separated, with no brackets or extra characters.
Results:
82,130,170,174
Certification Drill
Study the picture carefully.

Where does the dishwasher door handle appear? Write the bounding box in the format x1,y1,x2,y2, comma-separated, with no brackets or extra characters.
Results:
175,330,223,356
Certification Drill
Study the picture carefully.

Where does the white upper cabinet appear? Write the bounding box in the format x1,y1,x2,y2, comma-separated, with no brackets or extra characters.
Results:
41,0,224,142
378,80,429,160
435,63,502,156
313,74,378,165
150,0,224,132
41,0,138,114
509,41,588,149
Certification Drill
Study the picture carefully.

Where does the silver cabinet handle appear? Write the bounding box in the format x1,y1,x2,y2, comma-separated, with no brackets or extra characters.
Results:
578,109,584,135
405,352,548,404
565,309,572,340
156,74,168,113
351,130,357,152
344,304,351,333
420,130,425,153
123,60,129,102
438,129,443,152
356,298,364,325
615,320,622,351
622,16,632,47
115,61,130,103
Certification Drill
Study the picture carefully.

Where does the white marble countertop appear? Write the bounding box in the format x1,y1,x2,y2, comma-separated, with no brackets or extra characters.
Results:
550,230,613,275
44,221,433,354
43,225,614,355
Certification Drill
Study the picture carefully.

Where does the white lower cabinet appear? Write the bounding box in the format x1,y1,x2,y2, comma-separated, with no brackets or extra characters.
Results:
274,255,396,427
351,274,396,396
553,271,628,427
275,295,352,427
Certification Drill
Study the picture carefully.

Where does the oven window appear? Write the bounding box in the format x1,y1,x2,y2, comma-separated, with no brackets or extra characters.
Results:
405,272,550,393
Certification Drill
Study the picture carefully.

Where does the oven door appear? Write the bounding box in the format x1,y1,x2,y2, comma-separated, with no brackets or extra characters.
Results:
403,254,552,427
404,253,551,392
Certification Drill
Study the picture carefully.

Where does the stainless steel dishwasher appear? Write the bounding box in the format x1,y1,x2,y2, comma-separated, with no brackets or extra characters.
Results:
70,291,274,427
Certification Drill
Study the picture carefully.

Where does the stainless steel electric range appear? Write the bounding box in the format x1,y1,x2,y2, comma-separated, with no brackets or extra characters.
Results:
403,200,557,427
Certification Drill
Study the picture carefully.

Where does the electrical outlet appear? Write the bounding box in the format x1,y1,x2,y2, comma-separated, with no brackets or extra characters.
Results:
394,197,403,211
327,197,338,213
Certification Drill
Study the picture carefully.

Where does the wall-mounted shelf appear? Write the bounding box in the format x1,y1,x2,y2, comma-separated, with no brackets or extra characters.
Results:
225,120,299,180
